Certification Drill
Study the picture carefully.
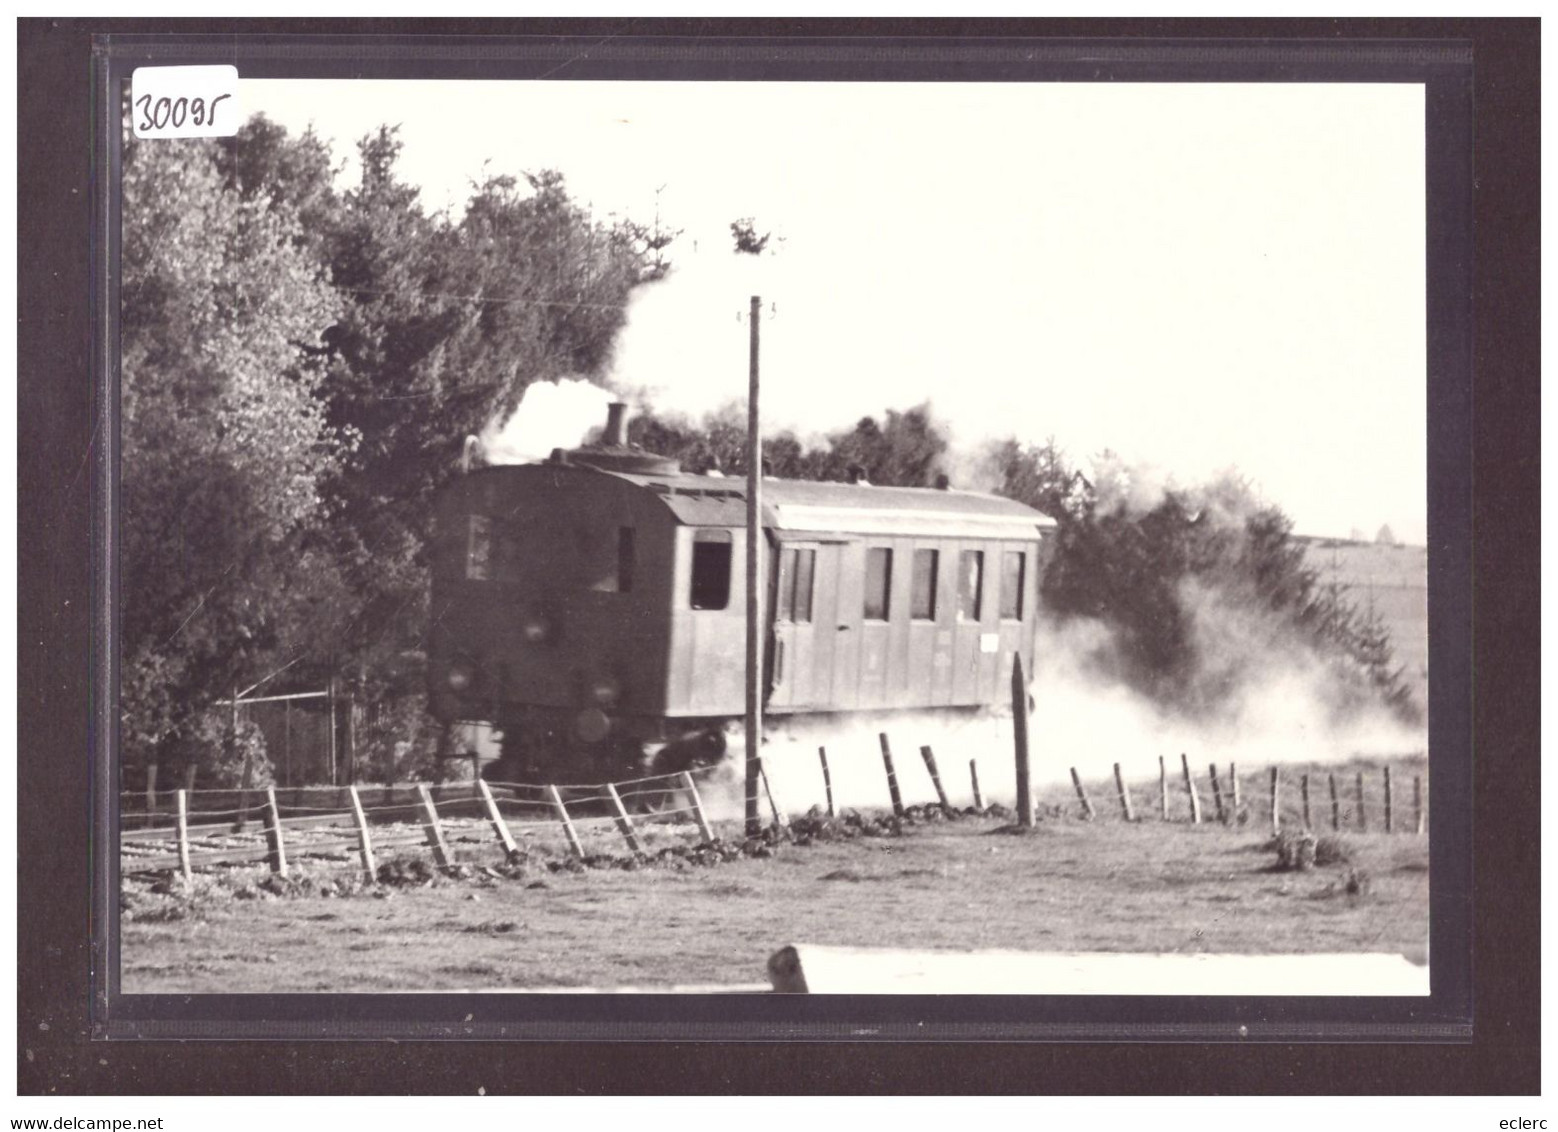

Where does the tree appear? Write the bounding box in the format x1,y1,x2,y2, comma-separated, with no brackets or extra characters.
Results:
729,217,771,256
627,402,953,487
992,437,1085,519
814,406,948,486
1352,599,1419,721
213,114,342,258
120,118,668,785
121,134,344,778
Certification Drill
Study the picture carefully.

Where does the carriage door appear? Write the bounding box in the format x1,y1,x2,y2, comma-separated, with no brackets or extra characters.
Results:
769,541,836,708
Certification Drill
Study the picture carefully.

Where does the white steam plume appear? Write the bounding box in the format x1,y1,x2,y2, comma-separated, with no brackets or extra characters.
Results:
703,632,1424,822
481,378,612,465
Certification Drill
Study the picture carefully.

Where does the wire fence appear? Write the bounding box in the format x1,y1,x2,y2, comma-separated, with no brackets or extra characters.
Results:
120,762,733,886
120,731,1429,891
1040,755,1429,840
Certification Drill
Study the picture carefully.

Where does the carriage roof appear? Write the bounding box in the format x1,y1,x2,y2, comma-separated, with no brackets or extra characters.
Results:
462,462,1054,540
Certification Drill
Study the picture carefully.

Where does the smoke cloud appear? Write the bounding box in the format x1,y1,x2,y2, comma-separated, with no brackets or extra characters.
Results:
714,602,1423,821
480,378,613,465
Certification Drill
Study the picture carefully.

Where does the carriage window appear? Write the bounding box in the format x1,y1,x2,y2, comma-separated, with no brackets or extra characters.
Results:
864,548,893,621
1000,550,1025,620
911,549,939,620
466,515,491,580
689,530,733,610
793,548,815,623
778,547,816,624
958,550,984,621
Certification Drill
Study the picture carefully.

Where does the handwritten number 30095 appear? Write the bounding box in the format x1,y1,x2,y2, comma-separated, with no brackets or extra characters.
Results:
135,92,231,132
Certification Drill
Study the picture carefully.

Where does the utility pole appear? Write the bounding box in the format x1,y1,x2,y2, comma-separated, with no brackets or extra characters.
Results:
745,294,763,837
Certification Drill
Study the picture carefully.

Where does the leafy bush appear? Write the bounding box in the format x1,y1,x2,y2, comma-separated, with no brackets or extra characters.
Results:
166,711,274,790
1313,836,1354,867
1272,831,1318,872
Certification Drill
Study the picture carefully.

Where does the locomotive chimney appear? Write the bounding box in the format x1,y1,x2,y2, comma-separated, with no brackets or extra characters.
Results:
603,402,629,447
934,473,951,490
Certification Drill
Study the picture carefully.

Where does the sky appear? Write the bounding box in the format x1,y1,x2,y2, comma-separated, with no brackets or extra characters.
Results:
241,79,1427,544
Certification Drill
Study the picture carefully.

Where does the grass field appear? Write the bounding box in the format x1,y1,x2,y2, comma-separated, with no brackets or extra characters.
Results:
121,765,1430,993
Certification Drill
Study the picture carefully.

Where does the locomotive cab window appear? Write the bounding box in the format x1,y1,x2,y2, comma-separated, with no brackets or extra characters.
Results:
466,515,492,580
864,547,893,621
778,547,816,623
618,527,635,593
958,550,984,621
1000,550,1025,620
690,529,733,610
582,525,636,593
594,526,634,594
911,549,939,620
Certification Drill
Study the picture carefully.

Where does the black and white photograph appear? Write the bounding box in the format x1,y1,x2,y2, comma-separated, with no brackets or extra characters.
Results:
108,64,1450,1004
18,14,1549,1106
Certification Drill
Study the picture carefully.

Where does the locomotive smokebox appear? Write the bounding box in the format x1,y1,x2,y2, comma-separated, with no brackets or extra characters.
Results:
603,402,629,447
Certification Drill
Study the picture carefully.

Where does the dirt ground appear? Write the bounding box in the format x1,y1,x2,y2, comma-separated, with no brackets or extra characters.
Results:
120,803,1430,993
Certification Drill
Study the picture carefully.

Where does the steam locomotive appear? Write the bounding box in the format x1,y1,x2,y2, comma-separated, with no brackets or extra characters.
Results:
427,404,1056,783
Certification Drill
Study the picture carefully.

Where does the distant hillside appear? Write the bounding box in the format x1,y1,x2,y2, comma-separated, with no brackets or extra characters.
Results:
1297,536,1428,712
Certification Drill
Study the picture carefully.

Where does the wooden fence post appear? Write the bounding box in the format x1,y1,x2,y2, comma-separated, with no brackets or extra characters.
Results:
1013,654,1034,828
969,759,984,811
327,677,337,786
818,747,835,818
1414,775,1424,835
476,778,519,857
1329,772,1341,831
759,759,791,836
605,782,642,854
348,785,377,883
546,784,585,858
1301,774,1312,831
879,733,905,818
1355,771,1368,832
263,787,289,878
1113,763,1135,822
1384,766,1394,833
417,784,452,868
1158,755,1169,821
231,687,252,833
1208,764,1226,825
681,771,715,843
1229,763,1240,820
175,788,193,889
1180,754,1202,824
144,762,159,829
1069,768,1096,821
1268,767,1281,837
920,745,951,810
345,694,357,785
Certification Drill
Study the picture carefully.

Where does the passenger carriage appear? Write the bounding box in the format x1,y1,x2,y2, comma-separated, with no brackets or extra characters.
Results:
428,406,1056,783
